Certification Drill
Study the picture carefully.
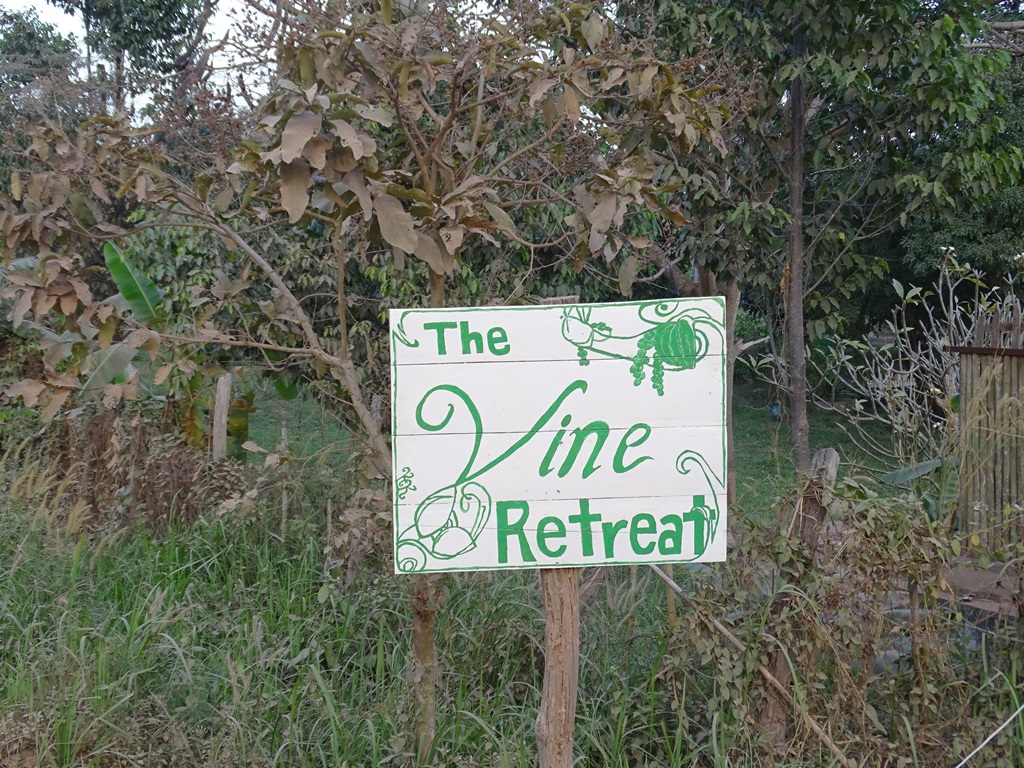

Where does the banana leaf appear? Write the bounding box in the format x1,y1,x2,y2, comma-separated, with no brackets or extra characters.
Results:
879,458,942,486
104,242,165,325
81,343,135,399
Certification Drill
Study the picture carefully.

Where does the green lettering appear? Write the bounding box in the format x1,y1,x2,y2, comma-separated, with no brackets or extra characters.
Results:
613,423,653,473
539,415,572,476
601,519,628,558
460,321,484,354
557,421,610,479
629,513,657,555
488,326,510,355
423,321,457,355
497,501,535,563
537,516,567,558
684,495,708,557
658,514,683,555
568,498,601,557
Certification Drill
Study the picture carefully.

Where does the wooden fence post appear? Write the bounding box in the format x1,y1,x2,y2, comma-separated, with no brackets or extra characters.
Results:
211,371,232,459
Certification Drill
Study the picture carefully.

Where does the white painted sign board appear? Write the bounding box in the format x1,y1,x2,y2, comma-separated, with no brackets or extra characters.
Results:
390,298,727,574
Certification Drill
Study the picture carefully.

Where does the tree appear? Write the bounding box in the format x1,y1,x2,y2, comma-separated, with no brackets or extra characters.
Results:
46,0,217,108
0,8,79,173
632,0,1022,474
1,3,745,761
618,0,1024,752
901,50,1024,284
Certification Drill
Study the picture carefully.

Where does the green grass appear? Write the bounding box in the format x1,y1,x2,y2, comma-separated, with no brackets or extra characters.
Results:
3,388,1021,767
0,477,682,767
731,379,889,516
246,380,351,461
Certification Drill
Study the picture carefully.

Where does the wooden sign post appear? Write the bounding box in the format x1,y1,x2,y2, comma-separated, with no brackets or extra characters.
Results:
389,298,728,762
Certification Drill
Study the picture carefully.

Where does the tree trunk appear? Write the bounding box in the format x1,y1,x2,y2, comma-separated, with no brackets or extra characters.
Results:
114,51,126,113
786,31,811,473
536,567,580,768
410,268,446,763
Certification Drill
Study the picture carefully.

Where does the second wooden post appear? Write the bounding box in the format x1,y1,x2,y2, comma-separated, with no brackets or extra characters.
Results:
537,567,580,768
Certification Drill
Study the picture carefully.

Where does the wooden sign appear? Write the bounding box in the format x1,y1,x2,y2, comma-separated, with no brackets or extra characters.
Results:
390,298,727,574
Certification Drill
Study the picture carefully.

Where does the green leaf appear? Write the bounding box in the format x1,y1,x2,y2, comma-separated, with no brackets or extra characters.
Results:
879,458,942,486
81,343,135,399
104,242,165,325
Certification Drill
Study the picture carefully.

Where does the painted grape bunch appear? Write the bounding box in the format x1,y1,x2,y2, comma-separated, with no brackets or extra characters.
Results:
632,319,699,395
562,304,720,397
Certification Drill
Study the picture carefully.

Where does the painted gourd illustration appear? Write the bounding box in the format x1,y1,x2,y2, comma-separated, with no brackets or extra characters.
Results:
562,301,722,395
396,481,491,573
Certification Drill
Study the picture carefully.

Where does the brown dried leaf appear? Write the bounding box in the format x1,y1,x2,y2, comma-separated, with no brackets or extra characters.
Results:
154,364,173,386
98,317,116,349
5,379,47,407
143,333,161,361
639,65,659,97
581,13,606,50
59,293,78,315
47,372,80,388
589,194,617,233
11,290,32,327
303,136,332,170
89,176,110,204
70,278,92,304
211,187,234,213
413,231,453,276
529,78,557,108
374,194,417,253
280,110,322,164
280,159,311,223
440,225,465,255
559,85,581,123
5,272,42,288
33,292,57,320
329,120,365,160
102,383,123,409
354,104,394,126
124,328,152,349
618,253,638,296
342,169,373,220
40,388,71,423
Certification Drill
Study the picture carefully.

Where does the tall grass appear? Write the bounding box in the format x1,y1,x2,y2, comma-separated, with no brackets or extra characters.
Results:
3,436,1023,768
0,447,691,767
